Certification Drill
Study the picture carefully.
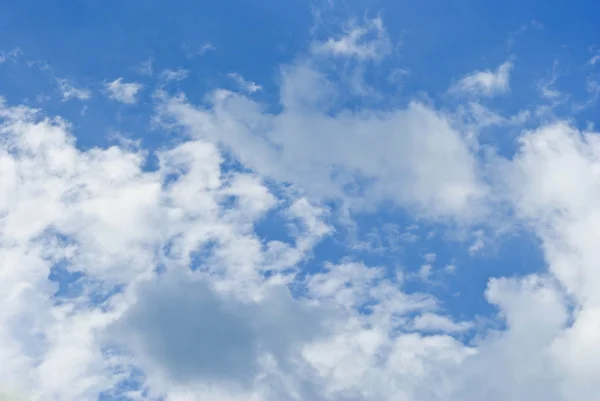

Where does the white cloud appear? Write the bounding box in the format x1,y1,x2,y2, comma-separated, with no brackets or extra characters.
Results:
147,60,600,399
105,78,143,104
311,17,391,61
450,61,513,97
160,68,189,82
56,78,91,101
1,97,457,401
503,122,600,303
468,229,485,255
587,49,600,66
160,61,487,221
537,61,565,104
473,121,600,400
228,72,262,93
0,99,335,400
444,264,457,273
539,74,561,100
0,47,22,63
418,264,433,281
448,275,569,401
6,18,600,401
1,97,462,400
0,93,597,401
412,313,473,333
424,252,437,263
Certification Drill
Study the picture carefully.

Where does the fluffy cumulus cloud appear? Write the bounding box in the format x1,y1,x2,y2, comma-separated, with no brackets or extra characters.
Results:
0,98,333,400
160,65,486,221
2,8,600,401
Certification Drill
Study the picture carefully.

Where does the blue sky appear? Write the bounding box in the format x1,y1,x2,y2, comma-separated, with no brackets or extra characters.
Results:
1,1,600,400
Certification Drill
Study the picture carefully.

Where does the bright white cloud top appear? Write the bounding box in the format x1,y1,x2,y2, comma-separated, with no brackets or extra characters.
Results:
0,5,599,401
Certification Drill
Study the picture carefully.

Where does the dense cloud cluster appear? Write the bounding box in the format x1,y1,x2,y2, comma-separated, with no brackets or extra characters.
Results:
1,16,600,401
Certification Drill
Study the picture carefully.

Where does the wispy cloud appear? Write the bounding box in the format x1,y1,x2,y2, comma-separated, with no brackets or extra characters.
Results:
0,47,22,63
227,72,262,93
311,17,391,61
183,42,214,58
6,8,600,401
160,68,189,82
56,78,91,101
450,60,513,97
104,78,143,104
